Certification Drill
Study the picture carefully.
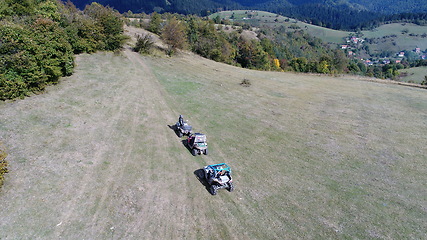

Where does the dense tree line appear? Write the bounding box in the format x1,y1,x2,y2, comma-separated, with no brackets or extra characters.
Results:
134,13,349,73
0,0,127,100
349,0,427,15
251,2,427,30
72,0,242,16
261,4,381,31
137,13,424,80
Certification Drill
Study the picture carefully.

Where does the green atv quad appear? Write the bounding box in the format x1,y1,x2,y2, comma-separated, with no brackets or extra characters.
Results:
186,133,208,156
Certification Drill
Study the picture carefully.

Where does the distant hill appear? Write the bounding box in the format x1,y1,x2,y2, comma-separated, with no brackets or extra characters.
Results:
70,0,243,14
253,0,427,14
69,0,427,30
70,0,427,15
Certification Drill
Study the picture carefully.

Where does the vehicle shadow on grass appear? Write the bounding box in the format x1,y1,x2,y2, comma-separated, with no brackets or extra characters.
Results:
181,139,193,155
193,168,212,195
167,124,181,138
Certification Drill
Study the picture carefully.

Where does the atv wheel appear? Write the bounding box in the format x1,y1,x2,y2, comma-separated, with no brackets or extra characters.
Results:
178,131,183,138
203,149,208,155
210,185,218,195
228,183,234,192
191,148,197,156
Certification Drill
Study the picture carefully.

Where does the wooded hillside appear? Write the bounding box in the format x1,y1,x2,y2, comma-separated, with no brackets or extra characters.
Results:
70,0,427,30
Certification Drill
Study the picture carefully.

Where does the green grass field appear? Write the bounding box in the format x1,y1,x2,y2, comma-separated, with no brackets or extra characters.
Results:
362,23,427,54
1,41,426,238
398,66,427,84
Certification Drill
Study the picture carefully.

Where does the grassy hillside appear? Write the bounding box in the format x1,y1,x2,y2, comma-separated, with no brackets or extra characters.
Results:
362,23,427,54
211,10,350,44
398,66,427,84
0,43,426,238
212,10,427,52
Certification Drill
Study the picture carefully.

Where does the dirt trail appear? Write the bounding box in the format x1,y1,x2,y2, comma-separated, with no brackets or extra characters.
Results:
0,22,243,238
0,31,218,238
52,48,192,238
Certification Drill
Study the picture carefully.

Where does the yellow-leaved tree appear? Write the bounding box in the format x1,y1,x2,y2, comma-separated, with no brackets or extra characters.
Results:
161,16,188,55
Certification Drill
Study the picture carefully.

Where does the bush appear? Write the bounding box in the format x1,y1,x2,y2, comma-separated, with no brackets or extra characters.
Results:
133,34,154,54
0,22,47,99
1,1,128,100
240,78,251,87
0,18,75,100
0,143,8,189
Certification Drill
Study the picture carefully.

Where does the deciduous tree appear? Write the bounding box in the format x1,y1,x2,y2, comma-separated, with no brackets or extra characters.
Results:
161,16,188,55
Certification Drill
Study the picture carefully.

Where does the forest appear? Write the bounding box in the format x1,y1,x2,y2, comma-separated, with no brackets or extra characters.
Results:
71,0,427,31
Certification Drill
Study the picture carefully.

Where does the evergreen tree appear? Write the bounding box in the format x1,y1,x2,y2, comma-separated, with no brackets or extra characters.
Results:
148,12,162,34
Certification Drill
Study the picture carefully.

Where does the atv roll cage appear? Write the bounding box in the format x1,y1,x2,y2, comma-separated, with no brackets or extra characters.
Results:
207,163,231,174
203,163,233,195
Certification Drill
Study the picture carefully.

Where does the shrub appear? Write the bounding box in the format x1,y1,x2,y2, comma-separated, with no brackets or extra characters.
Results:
0,143,8,189
240,78,251,87
1,1,128,100
133,34,154,54
0,22,47,99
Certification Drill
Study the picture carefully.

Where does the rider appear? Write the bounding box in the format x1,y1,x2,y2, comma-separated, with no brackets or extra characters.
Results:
178,115,184,127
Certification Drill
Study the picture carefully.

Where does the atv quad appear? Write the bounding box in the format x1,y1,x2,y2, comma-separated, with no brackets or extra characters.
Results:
186,133,208,156
203,163,234,195
174,121,192,137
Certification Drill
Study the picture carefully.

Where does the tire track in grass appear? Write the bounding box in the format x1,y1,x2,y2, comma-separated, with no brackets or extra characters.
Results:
58,47,181,238
53,54,134,238
87,80,146,236
121,48,180,238
106,48,192,238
